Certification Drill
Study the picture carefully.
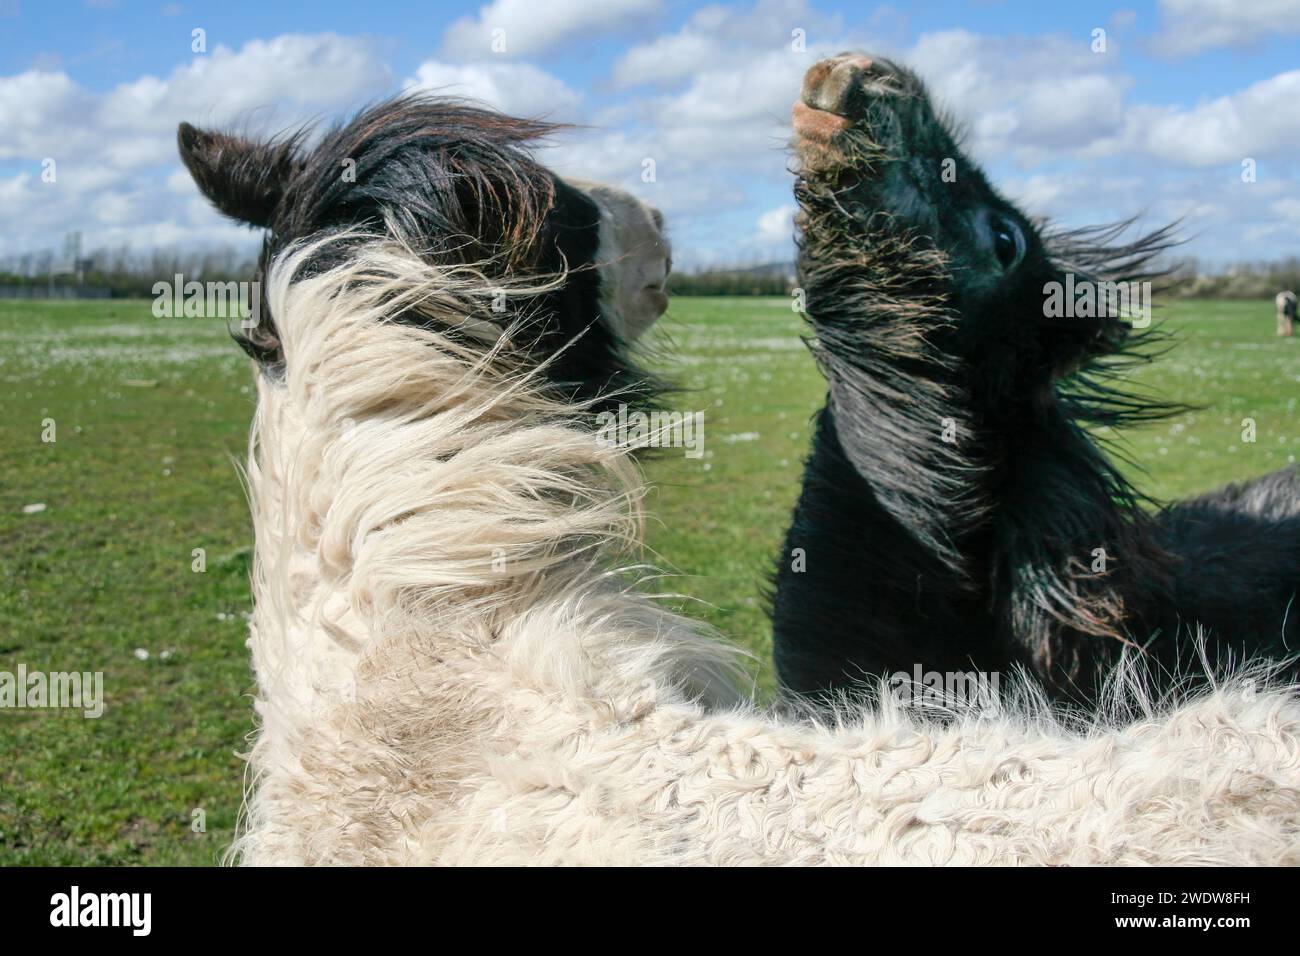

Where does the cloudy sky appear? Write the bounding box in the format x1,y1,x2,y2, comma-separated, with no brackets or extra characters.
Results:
1,0,1298,270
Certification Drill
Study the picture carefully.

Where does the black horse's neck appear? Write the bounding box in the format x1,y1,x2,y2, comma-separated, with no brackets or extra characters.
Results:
980,392,1172,699
772,372,1171,702
771,401,1004,699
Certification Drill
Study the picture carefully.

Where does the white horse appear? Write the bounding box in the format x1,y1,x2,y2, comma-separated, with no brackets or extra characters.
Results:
230,232,1300,865
1278,290,1297,337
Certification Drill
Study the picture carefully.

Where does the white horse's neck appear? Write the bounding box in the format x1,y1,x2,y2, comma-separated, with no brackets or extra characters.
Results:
231,237,1300,867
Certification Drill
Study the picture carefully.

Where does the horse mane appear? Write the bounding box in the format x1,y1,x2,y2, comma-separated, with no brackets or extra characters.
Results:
228,232,1300,865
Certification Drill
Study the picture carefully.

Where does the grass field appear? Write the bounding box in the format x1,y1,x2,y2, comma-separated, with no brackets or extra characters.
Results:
1,295,1295,865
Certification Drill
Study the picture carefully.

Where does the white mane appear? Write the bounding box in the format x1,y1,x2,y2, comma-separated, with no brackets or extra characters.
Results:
232,235,1300,865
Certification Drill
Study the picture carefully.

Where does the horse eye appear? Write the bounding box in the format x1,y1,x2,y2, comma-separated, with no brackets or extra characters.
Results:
989,214,1024,271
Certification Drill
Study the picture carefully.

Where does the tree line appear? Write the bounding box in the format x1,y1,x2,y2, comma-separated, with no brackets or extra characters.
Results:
1,246,1298,299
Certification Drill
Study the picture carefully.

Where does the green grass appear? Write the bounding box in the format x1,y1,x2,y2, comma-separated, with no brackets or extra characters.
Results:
0,295,1293,865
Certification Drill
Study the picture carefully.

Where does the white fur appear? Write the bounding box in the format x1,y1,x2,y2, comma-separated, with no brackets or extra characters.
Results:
232,235,1300,866
1278,290,1296,337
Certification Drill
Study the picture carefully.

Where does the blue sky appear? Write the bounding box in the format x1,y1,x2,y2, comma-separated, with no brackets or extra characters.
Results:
1,0,1298,269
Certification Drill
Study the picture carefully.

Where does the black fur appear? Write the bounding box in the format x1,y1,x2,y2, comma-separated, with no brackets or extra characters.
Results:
773,55,1300,705
178,96,661,410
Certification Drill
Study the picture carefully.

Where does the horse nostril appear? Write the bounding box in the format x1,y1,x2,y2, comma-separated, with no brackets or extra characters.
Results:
801,61,836,105
793,101,850,142
802,54,877,115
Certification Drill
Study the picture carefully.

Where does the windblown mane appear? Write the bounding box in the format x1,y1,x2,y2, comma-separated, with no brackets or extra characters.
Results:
795,200,989,574
229,233,1300,865
180,95,663,410
787,179,1185,695
993,222,1190,689
774,53,1300,704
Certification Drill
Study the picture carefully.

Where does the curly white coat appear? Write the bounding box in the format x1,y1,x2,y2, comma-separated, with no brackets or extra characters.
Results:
231,237,1300,866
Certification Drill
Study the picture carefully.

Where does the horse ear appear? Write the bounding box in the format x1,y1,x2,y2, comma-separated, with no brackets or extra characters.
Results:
177,122,298,228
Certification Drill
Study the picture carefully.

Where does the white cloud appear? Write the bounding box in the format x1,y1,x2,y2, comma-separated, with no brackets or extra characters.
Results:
597,0,859,189
443,0,661,60
551,0,849,266
0,34,389,173
2,12,1297,270
100,34,390,135
0,34,390,258
906,30,1131,161
1152,0,1300,57
572,44,809,260
1000,172,1152,224
1118,69,1300,166
755,204,794,245
612,31,719,88
999,168,1300,267
1272,197,1300,221
1014,74,1128,150
404,60,581,119
612,0,843,89
483,5,1300,266
0,172,32,207
0,70,98,161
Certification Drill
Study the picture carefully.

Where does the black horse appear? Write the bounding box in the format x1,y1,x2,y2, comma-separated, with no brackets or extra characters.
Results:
772,54,1300,706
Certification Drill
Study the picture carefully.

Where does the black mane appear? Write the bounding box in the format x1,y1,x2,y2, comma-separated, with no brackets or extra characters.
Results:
773,55,1300,706
179,96,662,411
